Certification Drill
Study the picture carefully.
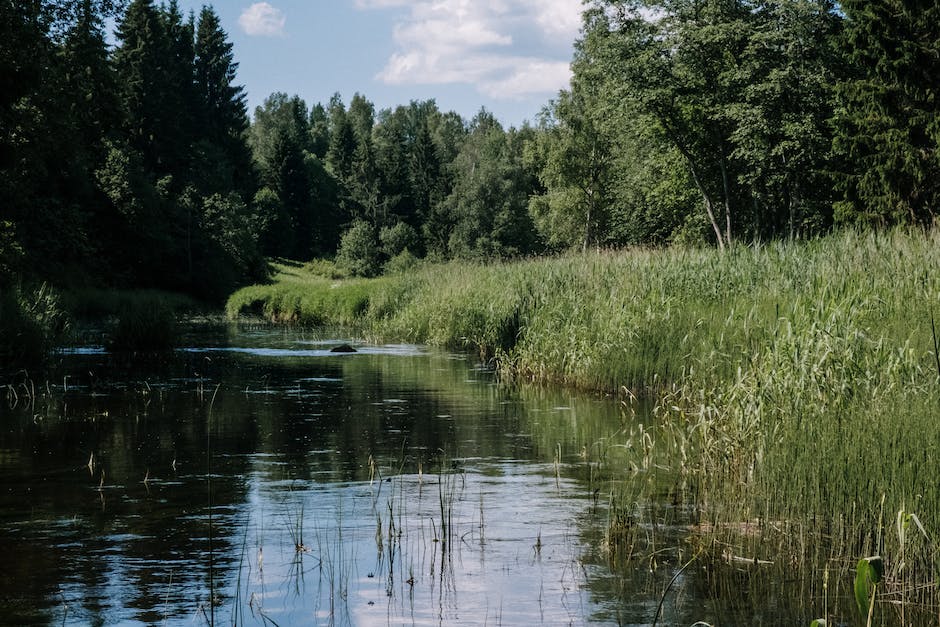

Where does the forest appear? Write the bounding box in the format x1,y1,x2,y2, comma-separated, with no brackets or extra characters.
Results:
1,1,938,319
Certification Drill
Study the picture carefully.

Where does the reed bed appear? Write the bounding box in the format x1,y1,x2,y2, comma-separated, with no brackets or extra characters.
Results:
228,227,940,619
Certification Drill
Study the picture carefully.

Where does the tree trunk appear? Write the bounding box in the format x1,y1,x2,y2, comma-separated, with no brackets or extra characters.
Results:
687,160,725,251
583,200,592,253
718,149,733,246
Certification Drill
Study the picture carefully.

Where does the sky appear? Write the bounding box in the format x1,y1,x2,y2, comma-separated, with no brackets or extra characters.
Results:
163,0,584,127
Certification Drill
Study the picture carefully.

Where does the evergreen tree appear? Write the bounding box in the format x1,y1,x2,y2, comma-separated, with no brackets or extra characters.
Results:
271,126,313,258
194,4,254,197
833,0,940,225
309,103,330,158
113,0,171,173
159,0,196,174
61,0,120,156
410,120,442,230
326,95,357,181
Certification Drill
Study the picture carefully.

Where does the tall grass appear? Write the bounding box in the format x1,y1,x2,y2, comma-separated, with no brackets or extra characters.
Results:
0,283,70,367
228,228,940,614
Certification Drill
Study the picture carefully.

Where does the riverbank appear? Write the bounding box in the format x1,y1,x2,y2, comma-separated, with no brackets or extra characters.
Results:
228,228,937,393
1,287,207,367
227,227,940,620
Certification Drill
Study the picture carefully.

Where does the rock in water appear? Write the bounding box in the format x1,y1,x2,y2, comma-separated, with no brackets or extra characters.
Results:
330,343,357,353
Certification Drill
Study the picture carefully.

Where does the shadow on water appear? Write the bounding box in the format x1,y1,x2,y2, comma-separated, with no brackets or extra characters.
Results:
0,322,851,625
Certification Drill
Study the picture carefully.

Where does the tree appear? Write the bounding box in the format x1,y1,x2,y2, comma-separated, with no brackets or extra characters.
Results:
309,103,330,158
336,220,381,277
833,0,940,225
250,92,310,175
194,5,254,198
326,94,356,180
113,0,175,173
727,0,841,237
444,111,540,259
410,119,442,230
270,125,313,258
160,0,196,171
527,79,615,251
586,0,754,249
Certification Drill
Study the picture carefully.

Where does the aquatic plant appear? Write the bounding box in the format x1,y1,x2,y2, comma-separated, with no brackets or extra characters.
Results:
225,227,940,618
0,282,70,367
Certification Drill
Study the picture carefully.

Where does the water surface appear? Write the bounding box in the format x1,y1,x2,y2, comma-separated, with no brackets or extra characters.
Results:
1,324,800,625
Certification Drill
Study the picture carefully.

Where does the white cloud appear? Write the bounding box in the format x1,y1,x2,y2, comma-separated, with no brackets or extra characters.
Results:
239,2,286,37
479,59,573,99
355,0,581,100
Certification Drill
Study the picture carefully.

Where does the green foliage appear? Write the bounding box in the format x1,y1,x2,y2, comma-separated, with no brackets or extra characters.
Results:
384,249,419,275
301,258,345,280
0,284,70,367
527,73,615,250
109,296,177,352
444,112,540,259
834,0,940,225
336,220,381,277
0,221,23,284
225,262,388,325
379,222,419,258
854,557,884,619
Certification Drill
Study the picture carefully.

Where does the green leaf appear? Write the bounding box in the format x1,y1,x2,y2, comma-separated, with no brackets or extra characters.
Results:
810,620,827,627
854,556,884,616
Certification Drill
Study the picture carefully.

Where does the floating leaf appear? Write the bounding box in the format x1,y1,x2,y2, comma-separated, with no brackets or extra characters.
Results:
810,620,827,627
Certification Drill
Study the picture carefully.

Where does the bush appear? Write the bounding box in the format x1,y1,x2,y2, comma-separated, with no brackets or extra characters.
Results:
0,283,70,367
109,296,177,352
384,249,419,275
336,220,381,277
379,222,419,257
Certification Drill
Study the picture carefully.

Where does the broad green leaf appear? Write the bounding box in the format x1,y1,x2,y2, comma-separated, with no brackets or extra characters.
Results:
854,556,884,616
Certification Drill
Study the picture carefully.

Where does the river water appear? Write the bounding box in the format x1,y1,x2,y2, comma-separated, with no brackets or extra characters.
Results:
0,323,803,626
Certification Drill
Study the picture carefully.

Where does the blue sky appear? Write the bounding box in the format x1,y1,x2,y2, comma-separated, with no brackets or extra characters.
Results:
165,0,584,127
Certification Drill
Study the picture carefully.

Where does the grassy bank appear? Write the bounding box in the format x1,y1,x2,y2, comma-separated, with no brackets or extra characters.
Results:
228,229,937,392
228,228,940,620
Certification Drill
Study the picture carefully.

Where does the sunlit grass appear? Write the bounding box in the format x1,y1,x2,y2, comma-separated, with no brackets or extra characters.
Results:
227,228,940,616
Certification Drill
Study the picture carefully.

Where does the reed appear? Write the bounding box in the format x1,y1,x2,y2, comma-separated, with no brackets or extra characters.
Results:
226,227,940,617
108,295,178,352
0,282,70,367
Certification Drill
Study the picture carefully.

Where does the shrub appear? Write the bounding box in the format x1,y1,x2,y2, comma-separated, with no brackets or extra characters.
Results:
109,296,177,352
0,283,70,367
336,220,381,277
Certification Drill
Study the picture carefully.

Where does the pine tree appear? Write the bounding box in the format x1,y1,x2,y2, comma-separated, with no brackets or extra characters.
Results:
61,0,119,154
195,6,247,147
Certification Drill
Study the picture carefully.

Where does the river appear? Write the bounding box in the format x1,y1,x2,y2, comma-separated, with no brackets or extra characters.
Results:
0,323,810,625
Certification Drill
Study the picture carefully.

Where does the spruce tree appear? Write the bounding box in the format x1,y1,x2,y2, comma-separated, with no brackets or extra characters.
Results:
833,0,940,225
113,0,168,172
194,5,254,198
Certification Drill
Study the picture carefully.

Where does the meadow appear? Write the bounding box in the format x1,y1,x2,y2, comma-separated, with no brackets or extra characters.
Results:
227,228,940,621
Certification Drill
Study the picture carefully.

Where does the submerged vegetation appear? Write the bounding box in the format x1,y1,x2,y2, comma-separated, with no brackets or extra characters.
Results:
229,227,940,620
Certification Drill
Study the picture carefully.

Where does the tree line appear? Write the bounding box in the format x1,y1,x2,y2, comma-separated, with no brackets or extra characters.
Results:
2,0,938,297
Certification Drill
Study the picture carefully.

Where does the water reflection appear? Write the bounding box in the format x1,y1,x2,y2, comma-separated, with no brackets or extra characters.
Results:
0,323,807,625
